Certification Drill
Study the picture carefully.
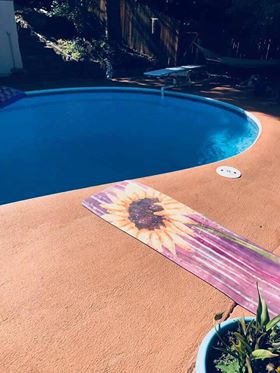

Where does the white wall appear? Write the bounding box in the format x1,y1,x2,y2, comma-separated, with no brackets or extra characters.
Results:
0,0,23,76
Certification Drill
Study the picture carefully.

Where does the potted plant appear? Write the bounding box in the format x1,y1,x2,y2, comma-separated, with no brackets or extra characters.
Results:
196,286,280,372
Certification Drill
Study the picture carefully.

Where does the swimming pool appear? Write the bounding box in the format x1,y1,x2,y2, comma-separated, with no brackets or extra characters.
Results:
0,87,260,205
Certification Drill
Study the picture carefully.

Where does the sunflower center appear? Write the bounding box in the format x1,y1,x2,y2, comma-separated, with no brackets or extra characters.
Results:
128,198,165,230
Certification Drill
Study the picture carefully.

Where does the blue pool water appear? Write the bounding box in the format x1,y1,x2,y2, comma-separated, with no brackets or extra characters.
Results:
0,87,259,205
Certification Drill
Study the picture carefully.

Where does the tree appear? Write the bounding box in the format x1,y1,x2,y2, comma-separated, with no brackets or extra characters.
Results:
50,0,105,38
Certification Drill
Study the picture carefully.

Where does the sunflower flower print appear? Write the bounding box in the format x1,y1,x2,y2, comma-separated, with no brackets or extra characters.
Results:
99,182,193,256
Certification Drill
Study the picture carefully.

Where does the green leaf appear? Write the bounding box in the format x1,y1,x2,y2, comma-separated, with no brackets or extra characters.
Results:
214,346,238,359
251,349,279,360
256,284,270,327
215,360,240,373
214,325,232,351
245,357,253,373
240,317,247,335
234,332,252,353
233,339,244,353
255,333,266,350
266,314,280,331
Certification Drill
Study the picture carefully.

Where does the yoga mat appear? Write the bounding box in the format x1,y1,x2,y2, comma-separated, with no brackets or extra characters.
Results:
83,180,280,317
0,86,26,108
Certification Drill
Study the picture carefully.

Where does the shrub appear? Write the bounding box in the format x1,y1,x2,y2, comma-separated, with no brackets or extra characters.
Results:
214,286,280,373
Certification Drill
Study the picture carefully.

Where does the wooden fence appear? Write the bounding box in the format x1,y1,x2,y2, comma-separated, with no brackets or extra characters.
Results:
94,0,280,66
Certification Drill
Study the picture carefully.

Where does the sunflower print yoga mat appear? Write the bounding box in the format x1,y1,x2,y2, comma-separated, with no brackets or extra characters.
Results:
83,180,280,316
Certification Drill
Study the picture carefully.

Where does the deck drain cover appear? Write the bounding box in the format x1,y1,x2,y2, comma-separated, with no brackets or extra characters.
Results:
216,166,241,179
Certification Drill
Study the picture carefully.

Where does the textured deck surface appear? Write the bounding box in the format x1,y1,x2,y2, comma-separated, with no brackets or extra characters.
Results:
1,88,279,372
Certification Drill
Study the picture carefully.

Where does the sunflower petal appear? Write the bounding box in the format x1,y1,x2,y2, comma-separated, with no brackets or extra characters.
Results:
170,233,192,252
150,232,163,252
138,230,151,244
167,214,188,223
105,210,129,218
100,203,125,212
160,231,176,256
102,214,126,222
122,223,140,236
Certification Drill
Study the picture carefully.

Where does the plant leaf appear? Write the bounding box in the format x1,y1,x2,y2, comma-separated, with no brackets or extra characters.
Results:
214,324,234,351
245,357,253,373
240,317,247,335
266,314,280,331
251,349,279,360
234,332,252,353
255,333,266,350
214,346,238,359
256,284,270,327
215,359,240,373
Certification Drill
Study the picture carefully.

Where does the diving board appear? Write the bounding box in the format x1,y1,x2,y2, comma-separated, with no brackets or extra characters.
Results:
144,65,208,87
144,65,204,78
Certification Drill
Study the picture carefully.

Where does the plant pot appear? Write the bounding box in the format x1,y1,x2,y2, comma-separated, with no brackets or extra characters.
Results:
196,317,254,373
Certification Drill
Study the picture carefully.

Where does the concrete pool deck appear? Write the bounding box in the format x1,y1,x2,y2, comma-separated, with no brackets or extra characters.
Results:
0,85,279,372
